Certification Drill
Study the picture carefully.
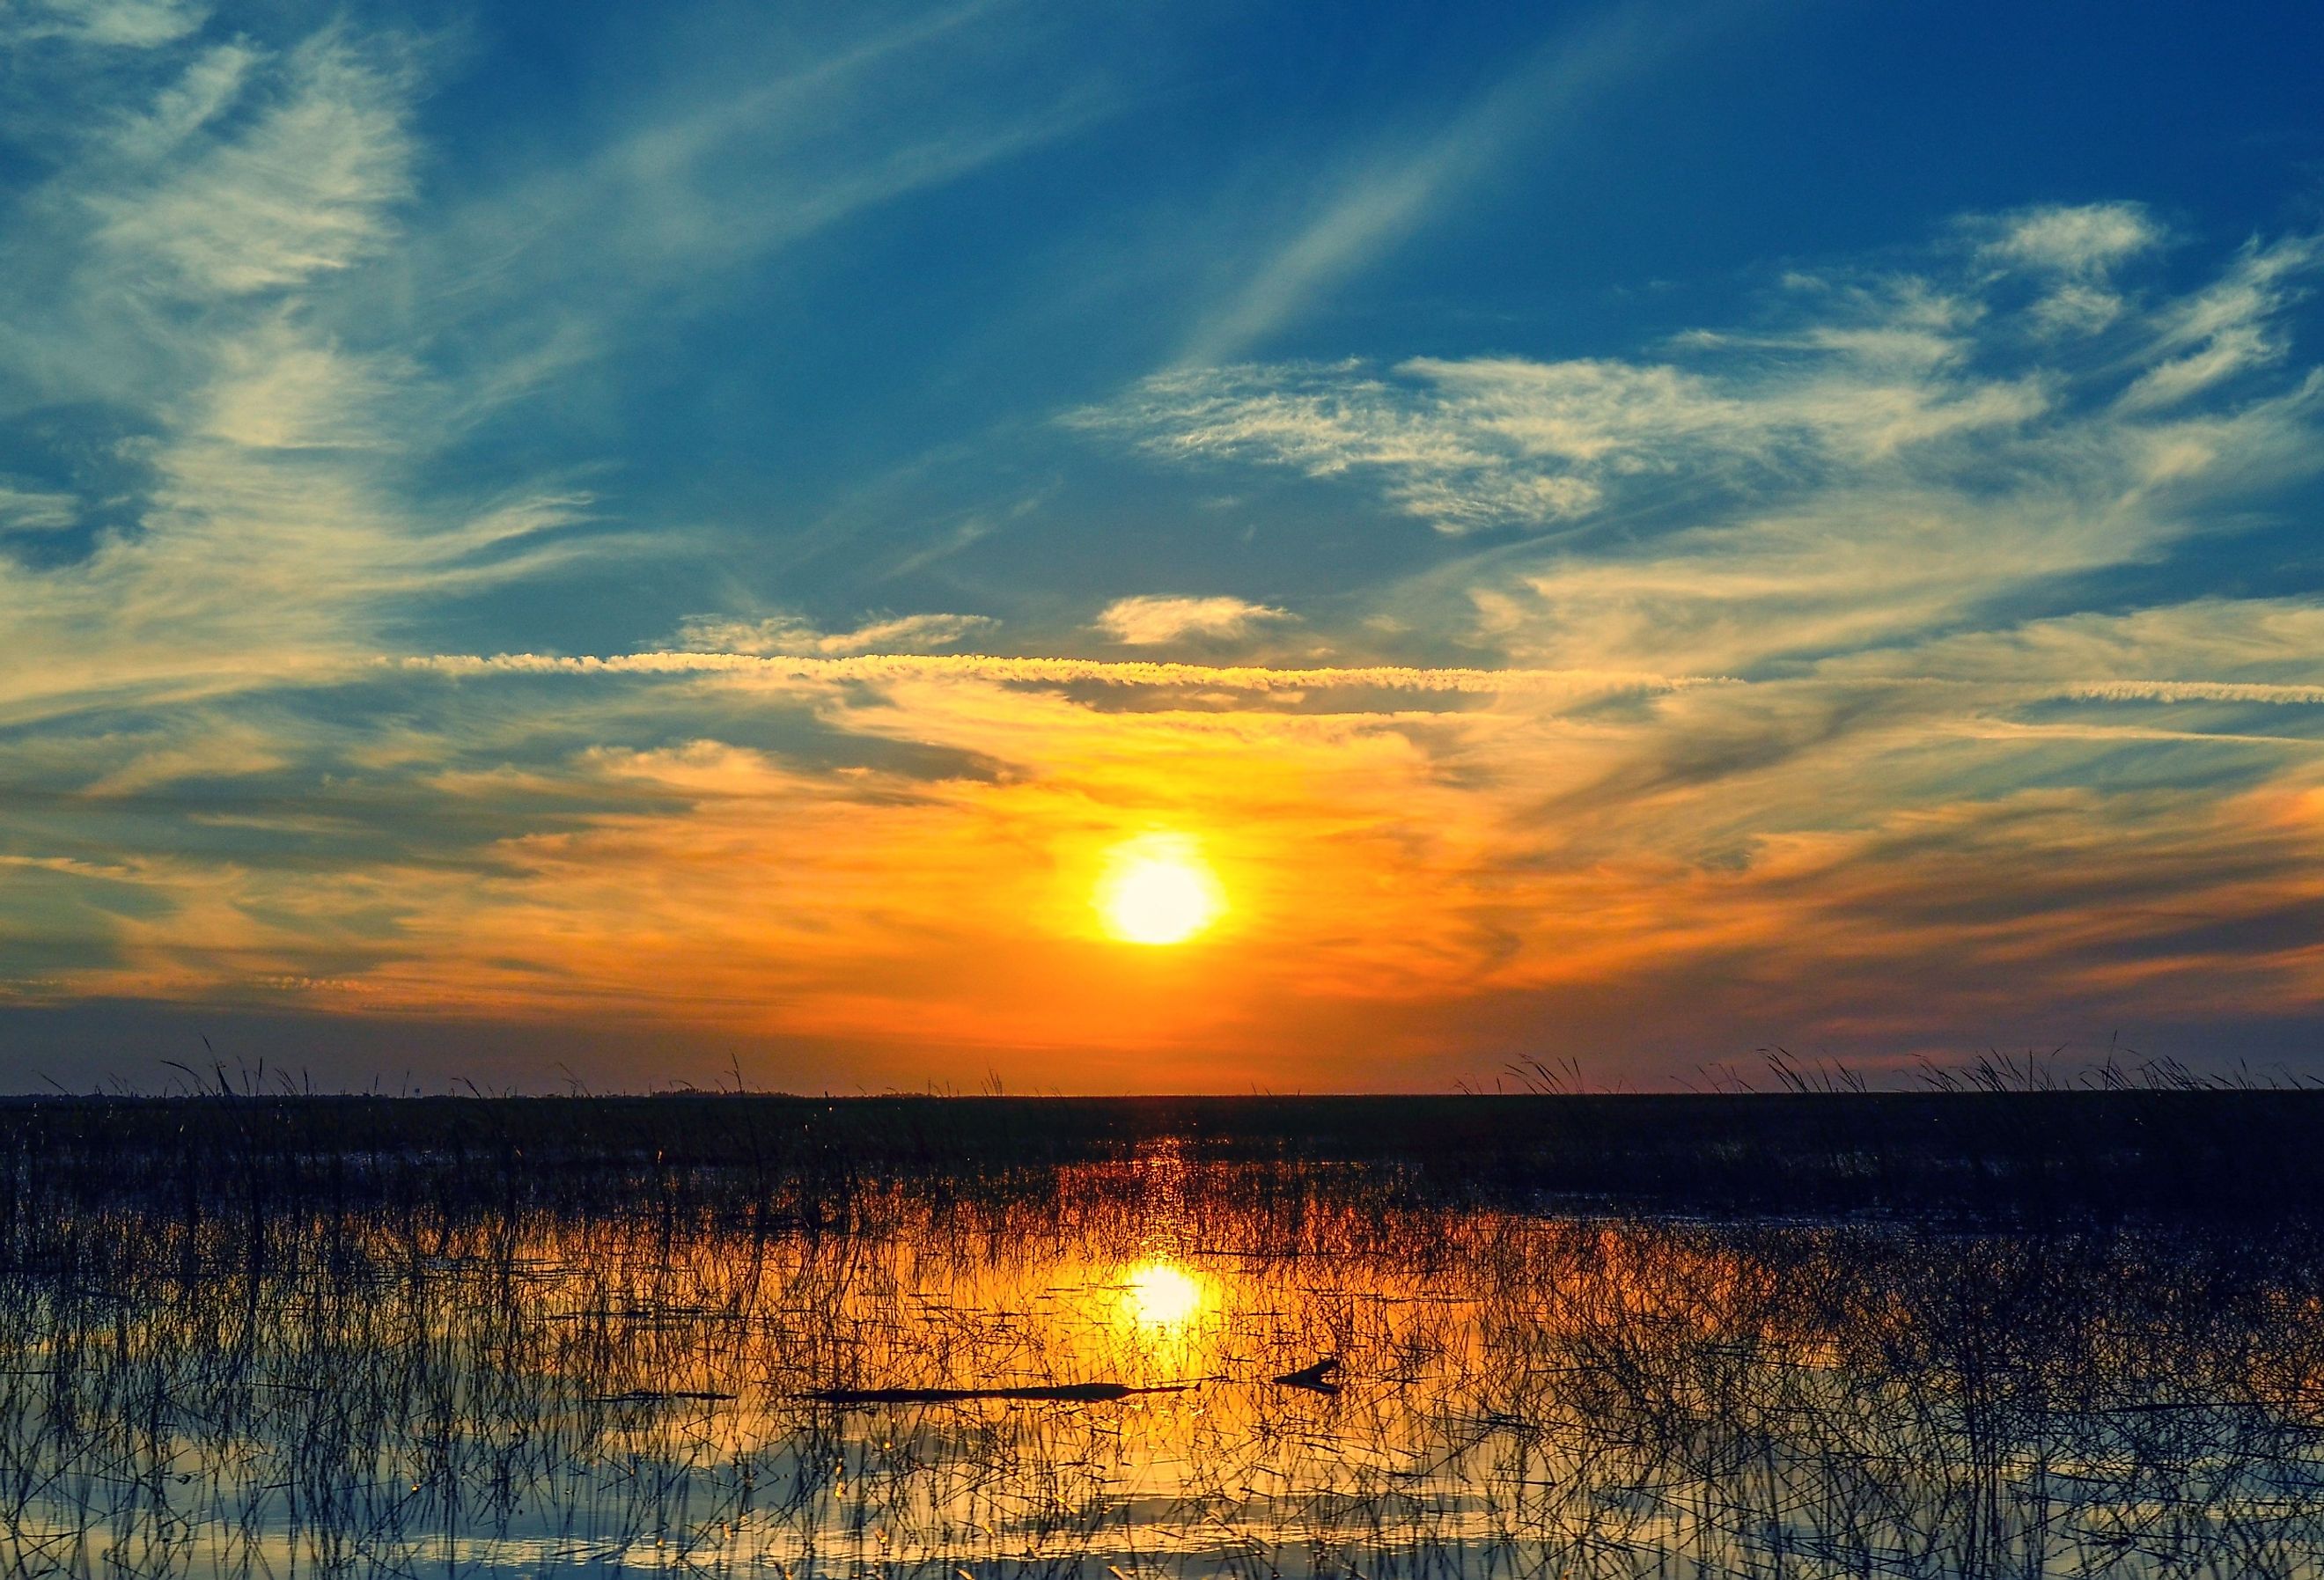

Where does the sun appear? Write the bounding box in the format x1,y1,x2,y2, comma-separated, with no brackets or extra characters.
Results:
1095,834,1225,946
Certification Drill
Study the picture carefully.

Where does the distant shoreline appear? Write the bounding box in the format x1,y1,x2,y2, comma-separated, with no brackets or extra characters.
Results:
7,1089,2322,1222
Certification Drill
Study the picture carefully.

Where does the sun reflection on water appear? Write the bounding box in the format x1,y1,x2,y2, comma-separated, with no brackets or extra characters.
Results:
1119,1258,1208,1330
22,1160,2324,1577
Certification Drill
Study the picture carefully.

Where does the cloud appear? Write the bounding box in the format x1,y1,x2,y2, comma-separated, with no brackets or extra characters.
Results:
2119,235,2320,410
104,40,256,161
23,598,2324,1086
1980,202,2162,276
1974,201,2165,335
89,33,415,298
1077,221,2322,709
394,649,1717,698
227,618,2324,1077
400,644,2324,715
4,0,208,48
1076,309,2049,535
1092,594,1291,645
671,611,998,657
7,139,2324,1090
0,482,79,532
1176,4,1703,364
395,3,1120,402
0,18,592,734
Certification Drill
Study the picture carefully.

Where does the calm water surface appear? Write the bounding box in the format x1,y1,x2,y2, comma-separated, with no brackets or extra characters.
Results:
7,1149,2324,1577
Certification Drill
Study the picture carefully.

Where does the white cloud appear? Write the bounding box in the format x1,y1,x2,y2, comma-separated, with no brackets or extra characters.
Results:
5,0,208,48
89,33,414,298
1177,4,1705,364
398,4,1116,393
1094,594,1292,645
671,611,997,657
1078,219,2324,710
0,18,589,731
2119,236,2320,410
0,4,1158,746
3,96,2323,1081
0,483,79,533
1077,290,2048,534
1974,202,2163,334
1981,201,2161,276
106,42,259,162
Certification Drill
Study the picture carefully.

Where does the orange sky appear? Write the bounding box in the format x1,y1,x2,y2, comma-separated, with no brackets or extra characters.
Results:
6,5,2324,1091
20,650,2324,1091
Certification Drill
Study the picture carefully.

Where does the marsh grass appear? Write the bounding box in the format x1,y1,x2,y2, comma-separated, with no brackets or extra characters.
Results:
4,1096,2324,1576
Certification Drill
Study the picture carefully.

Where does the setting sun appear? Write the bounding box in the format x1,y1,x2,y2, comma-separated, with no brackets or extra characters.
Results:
1095,835,1226,946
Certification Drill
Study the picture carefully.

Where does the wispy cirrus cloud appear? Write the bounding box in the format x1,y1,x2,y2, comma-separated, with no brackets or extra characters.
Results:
9,114,2324,1092
1078,209,2323,702
1978,201,2162,276
0,19,590,729
0,482,80,533
1076,279,2068,538
1093,594,1291,645
2120,234,2319,411
0,3,1092,729
978,209,2324,1072
86,33,414,297
1,0,208,48
1972,200,2162,334
1174,2,1714,364
398,2,1123,405
671,611,999,657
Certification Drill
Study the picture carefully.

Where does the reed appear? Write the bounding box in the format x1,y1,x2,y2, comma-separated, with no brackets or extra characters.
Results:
4,1095,2323,1576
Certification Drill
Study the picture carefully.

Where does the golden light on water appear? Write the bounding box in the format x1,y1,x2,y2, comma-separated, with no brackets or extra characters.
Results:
1094,834,1225,946
1118,1258,1209,1329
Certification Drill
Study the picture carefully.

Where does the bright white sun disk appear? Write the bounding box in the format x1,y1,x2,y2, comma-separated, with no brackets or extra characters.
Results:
1096,836,1225,945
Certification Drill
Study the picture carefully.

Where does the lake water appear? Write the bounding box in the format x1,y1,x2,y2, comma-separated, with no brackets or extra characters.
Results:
7,1143,2324,1576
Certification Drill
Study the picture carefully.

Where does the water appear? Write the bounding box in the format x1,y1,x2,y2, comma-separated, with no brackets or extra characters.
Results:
7,1147,2324,1576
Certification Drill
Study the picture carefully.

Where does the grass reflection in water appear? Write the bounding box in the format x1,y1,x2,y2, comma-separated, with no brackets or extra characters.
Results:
5,1131,2324,1576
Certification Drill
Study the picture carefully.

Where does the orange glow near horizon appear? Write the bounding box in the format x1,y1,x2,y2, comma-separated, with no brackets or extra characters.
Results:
1094,834,1226,945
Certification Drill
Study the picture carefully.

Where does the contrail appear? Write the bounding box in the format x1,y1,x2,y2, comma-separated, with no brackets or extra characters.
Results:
386,650,1731,696
386,654,2324,708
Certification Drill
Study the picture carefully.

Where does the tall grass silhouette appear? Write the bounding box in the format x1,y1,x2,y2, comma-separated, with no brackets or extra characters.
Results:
4,1092,2323,1576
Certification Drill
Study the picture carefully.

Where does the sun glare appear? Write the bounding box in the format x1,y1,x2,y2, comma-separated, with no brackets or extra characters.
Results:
1120,1260,1208,1329
1095,834,1225,946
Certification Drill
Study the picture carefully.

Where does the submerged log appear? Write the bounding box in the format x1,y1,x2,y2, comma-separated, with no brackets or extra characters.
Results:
803,1381,1195,1405
586,1390,737,1405
1272,1357,1341,1393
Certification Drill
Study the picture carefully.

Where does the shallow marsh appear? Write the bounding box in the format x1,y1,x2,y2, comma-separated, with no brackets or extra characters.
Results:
4,1100,2324,1576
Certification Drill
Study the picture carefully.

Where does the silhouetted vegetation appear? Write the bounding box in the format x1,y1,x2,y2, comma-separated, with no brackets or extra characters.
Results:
7,1087,2324,1228
4,1094,2324,1575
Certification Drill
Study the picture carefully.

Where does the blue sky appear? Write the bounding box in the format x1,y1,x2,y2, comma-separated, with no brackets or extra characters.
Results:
2,0,2322,1091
